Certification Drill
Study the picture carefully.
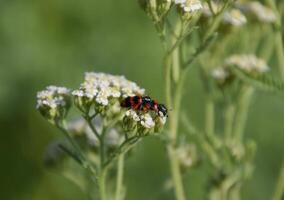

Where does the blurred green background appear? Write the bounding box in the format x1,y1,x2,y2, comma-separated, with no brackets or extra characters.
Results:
0,0,283,199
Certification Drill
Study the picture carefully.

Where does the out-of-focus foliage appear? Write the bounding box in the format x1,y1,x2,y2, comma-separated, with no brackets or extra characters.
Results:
0,0,283,200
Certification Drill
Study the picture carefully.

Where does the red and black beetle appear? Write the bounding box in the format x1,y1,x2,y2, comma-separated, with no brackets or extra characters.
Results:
121,95,168,117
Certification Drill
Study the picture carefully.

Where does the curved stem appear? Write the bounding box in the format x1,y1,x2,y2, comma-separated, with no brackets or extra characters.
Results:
115,153,125,200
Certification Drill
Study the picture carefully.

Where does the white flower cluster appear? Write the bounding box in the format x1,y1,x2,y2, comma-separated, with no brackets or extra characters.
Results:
237,1,276,23
211,54,269,87
225,54,270,74
175,0,203,13
72,72,145,107
37,86,70,109
124,109,166,134
36,86,71,122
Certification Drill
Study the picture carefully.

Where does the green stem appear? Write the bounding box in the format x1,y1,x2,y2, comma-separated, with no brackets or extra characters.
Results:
104,135,140,169
275,31,284,80
115,153,125,200
233,87,254,141
99,169,107,200
205,98,215,136
224,104,235,142
167,145,186,200
84,115,101,140
164,26,187,200
272,163,284,200
100,126,107,168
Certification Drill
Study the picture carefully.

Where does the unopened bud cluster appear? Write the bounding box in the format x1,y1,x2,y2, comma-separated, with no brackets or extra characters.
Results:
36,86,71,124
123,109,167,136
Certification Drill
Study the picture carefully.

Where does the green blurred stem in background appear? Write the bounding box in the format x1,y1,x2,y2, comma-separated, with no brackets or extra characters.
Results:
224,104,235,142
99,168,107,200
205,99,215,136
266,0,284,80
115,153,125,200
272,163,284,200
233,86,254,141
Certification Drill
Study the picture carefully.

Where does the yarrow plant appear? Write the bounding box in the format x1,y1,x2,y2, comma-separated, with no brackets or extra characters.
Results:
37,0,284,199
37,72,167,200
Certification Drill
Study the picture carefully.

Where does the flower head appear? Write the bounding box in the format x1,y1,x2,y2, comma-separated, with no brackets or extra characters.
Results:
36,86,71,123
237,1,276,23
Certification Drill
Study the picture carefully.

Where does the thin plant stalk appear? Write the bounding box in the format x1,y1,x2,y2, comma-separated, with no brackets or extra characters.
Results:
224,104,235,142
205,99,215,136
167,145,186,200
84,114,108,200
272,163,284,200
99,168,107,200
274,31,284,80
233,86,254,141
115,153,125,200
161,20,186,200
165,65,187,200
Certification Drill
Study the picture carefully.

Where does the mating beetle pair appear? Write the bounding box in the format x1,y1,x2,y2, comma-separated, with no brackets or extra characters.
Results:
121,95,168,117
